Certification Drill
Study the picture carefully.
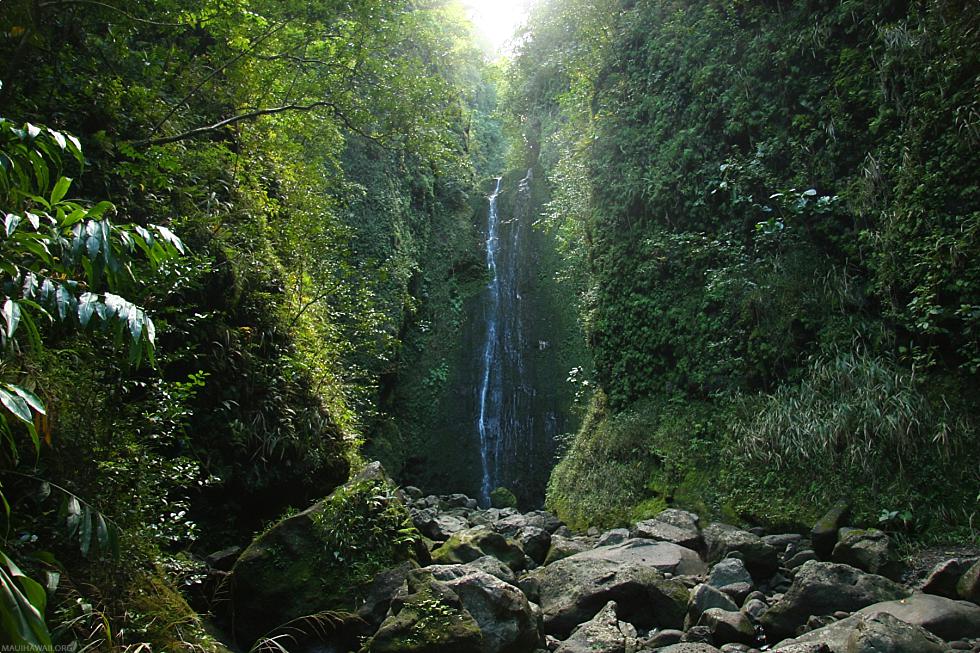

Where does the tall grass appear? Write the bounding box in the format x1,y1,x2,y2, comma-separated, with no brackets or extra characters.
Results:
734,347,966,475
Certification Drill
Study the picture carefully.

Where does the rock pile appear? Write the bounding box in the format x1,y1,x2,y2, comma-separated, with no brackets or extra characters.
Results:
222,471,980,653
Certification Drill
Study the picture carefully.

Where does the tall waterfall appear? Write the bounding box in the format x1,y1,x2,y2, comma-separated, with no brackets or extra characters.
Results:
476,171,538,506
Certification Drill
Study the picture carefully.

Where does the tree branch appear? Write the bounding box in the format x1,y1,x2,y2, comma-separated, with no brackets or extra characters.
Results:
131,101,384,147
148,21,286,136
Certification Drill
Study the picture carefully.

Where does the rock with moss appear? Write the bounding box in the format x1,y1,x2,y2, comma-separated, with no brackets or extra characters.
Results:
811,501,850,560
366,571,484,653
491,487,519,509
431,525,526,571
830,528,889,574
366,564,540,653
227,462,421,645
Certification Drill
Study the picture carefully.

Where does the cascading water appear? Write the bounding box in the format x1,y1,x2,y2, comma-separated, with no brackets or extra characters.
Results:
476,171,537,506
477,177,503,505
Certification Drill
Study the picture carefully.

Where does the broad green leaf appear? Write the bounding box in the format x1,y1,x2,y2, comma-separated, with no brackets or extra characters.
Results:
50,176,71,205
0,387,32,424
128,308,144,343
78,292,98,327
7,385,44,415
0,550,52,648
2,298,21,338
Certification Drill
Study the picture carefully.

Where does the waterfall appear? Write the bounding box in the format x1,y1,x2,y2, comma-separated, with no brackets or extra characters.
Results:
477,171,534,507
477,177,503,505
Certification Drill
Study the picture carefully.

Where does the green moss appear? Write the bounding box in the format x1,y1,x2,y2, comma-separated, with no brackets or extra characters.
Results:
490,487,518,509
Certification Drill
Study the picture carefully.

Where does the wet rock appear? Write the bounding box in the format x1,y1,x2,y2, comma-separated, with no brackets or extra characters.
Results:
857,592,980,640
742,598,767,622
811,501,850,560
704,523,778,580
681,625,714,643
432,525,526,571
831,528,889,574
759,561,910,641
554,600,637,653
697,608,755,645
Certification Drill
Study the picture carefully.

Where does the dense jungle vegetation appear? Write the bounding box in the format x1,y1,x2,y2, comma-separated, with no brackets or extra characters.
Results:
0,0,977,649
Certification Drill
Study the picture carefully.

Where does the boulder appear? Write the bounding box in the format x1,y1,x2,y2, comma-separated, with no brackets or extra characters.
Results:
525,550,689,638
413,508,470,541
845,612,945,653
571,539,707,576
642,628,684,647
655,645,722,653
554,601,637,653
544,535,590,565
707,558,753,605
686,583,738,628
919,558,969,598
703,523,778,580
760,561,910,641
831,528,889,574
811,501,850,560
427,565,541,653
598,528,631,547
958,558,980,604
773,612,944,653
227,462,416,644
785,550,819,570
464,555,518,586
517,526,552,566
696,608,755,646
432,525,526,571
632,509,703,553
525,510,565,534
762,533,804,550
491,487,519,509
367,569,483,653
356,561,415,630
857,592,980,640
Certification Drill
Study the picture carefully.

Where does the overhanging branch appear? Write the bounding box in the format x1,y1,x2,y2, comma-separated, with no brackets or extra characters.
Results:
130,101,385,147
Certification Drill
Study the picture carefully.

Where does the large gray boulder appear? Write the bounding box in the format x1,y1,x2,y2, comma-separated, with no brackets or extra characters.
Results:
555,601,637,653
831,528,889,574
412,508,470,541
427,565,541,653
760,561,910,641
773,612,944,653
857,592,980,640
706,557,753,604
516,526,551,566
631,509,704,553
571,539,707,576
703,523,778,579
685,583,738,628
524,547,690,638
